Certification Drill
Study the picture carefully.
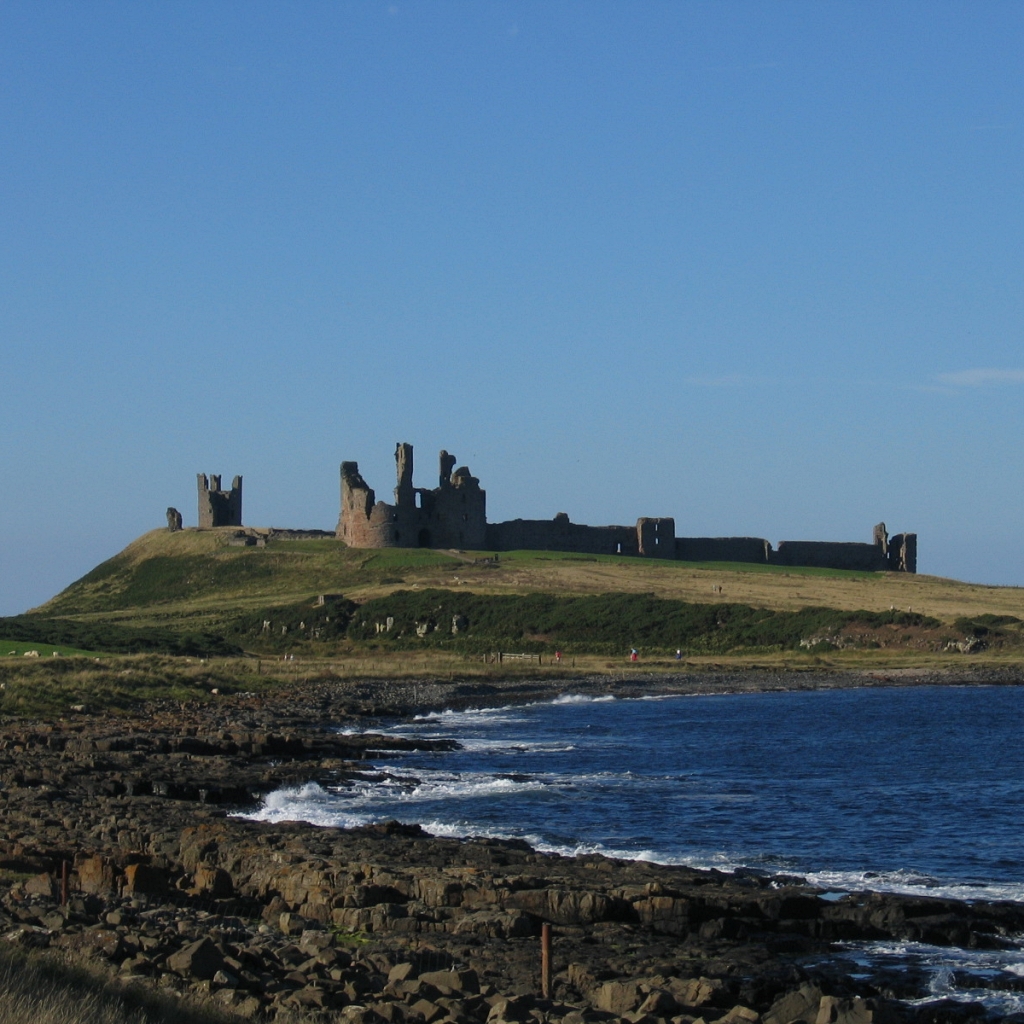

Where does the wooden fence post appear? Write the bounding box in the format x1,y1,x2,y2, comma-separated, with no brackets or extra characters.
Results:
541,922,551,998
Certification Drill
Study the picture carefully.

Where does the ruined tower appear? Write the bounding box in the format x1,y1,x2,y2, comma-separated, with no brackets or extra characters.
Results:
637,518,676,559
337,443,487,549
197,473,242,528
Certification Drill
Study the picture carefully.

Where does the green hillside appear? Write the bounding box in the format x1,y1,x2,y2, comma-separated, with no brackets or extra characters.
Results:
6,526,1023,660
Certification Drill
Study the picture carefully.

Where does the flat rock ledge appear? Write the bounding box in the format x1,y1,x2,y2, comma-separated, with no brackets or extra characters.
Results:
2,674,1022,1023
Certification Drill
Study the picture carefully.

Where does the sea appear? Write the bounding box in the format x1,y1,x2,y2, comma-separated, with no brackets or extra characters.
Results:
247,684,1024,1013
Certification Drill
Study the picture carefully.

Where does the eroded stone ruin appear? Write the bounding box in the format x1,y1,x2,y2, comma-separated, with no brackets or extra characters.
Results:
197,473,242,528
337,443,917,572
177,445,914,572
337,444,487,550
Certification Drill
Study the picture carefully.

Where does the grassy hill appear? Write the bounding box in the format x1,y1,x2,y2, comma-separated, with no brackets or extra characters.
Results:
4,527,1016,662
37,527,1024,621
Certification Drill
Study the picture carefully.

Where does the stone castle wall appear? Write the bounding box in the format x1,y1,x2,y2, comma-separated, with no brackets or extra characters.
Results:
197,474,242,528
187,444,916,573
334,444,917,572
675,537,771,563
770,540,888,572
337,444,487,551
485,516,639,556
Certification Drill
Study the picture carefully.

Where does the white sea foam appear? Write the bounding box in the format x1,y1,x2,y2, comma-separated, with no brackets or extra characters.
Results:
835,940,1024,1015
263,688,1024,911
243,783,1024,906
802,868,1024,904
249,782,369,828
411,705,527,724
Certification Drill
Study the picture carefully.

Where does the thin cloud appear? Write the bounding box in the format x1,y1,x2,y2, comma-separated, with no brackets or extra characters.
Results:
936,368,1024,387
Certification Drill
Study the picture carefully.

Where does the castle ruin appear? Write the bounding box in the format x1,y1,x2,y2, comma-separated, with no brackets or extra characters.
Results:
336,443,917,573
337,444,486,550
197,474,242,528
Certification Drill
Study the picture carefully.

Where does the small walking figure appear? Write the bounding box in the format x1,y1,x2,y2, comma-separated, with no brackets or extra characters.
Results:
675,649,682,660
629,648,638,663
555,650,562,664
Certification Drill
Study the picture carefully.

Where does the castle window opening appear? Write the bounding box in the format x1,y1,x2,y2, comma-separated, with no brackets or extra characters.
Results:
616,543,622,554
415,493,423,509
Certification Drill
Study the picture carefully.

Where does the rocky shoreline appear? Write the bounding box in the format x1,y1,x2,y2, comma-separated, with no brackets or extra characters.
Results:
3,668,1024,1023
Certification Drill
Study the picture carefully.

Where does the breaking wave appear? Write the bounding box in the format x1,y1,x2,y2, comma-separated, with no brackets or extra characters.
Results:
245,685,1024,906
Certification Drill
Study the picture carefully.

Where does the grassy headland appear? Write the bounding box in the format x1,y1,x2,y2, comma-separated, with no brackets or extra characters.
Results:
0,527,1019,714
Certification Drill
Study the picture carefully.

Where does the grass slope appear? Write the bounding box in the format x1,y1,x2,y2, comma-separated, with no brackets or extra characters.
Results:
38,528,1024,622
8,527,1023,660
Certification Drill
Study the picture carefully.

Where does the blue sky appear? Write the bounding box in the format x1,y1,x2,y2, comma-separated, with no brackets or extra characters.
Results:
2,1,1023,615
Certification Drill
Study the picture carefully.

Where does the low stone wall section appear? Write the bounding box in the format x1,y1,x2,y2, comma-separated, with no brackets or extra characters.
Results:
771,541,887,571
675,537,770,564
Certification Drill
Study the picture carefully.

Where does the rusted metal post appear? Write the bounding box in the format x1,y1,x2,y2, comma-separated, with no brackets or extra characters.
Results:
541,922,551,998
61,860,68,905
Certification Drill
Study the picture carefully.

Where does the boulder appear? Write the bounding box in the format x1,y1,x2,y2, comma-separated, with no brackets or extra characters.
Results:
191,864,233,897
634,895,690,935
816,997,897,1024
388,962,417,984
123,863,167,895
763,986,823,1024
505,888,617,926
23,872,58,898
77,855,117,894
410,998,447,1023
639,989,680,1017
280,912,312,935
670,977,729,1010
486,996,534,1023
719,1007,760,1024
594,981,641,1016
419,968,480,995
451,910,536,938
167,937,225,980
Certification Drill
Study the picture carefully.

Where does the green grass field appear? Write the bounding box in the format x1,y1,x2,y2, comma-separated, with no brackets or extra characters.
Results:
2,640,107,658
0,526,1018,669
34,528,1024,623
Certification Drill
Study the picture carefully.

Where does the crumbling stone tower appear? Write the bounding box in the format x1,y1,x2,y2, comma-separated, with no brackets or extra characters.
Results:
872,522,918,573
197,473,242,528
337,443,487,549
637,517,676,559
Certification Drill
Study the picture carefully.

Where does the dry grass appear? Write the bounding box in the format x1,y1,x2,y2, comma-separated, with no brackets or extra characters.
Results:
36,528,1024,631
0,948,237,1024
0,654,276,718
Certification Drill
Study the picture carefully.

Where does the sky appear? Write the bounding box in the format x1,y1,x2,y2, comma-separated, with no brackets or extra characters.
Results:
2,1,1023,616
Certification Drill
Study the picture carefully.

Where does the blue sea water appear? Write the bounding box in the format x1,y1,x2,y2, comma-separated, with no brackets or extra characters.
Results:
248,684,1024,1011
250,684,1024,905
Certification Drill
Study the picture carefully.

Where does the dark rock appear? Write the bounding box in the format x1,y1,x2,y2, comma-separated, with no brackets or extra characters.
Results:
419,969,480,995
167,937,225,979
762,985,822,1024
123,863,167,895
